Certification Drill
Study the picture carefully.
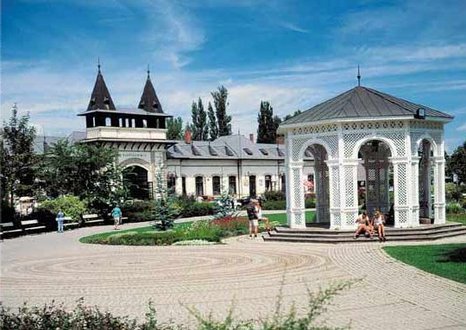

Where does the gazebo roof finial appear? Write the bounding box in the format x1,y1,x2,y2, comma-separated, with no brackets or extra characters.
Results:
357,65,361,87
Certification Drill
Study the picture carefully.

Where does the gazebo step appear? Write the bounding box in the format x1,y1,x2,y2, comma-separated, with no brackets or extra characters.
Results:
264,224,466,243
275,223,463,235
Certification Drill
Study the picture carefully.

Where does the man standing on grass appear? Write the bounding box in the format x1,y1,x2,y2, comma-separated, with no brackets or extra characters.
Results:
111,205,122,230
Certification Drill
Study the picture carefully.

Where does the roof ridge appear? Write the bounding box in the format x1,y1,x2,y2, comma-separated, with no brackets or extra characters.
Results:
363,86,420,115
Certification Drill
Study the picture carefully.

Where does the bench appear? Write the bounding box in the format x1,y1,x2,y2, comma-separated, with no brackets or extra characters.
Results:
63,217,80,229
0,222,23,239
107,213,128,222
20,219,46,234
82,214,104,226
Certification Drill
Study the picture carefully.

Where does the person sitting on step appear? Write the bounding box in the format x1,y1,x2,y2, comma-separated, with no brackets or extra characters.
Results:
373,209,387,242
353,211,372,239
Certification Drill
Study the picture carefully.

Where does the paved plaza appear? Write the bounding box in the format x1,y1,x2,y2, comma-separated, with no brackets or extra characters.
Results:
1,223,465,329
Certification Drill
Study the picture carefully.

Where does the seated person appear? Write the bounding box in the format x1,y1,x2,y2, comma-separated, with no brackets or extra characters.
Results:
373,210,387,242
353,211,372,239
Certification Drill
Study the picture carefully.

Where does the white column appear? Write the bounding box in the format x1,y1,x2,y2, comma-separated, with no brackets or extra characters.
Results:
410,157,420,226
392,159,410,228
341,160,359,229
287,161,306,228
433,157,446,224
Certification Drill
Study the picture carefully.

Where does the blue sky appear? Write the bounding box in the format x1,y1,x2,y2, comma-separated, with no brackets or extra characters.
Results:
2,0,466,151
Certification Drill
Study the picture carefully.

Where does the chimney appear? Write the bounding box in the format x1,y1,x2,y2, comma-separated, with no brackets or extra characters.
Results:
184,129,192,144
249,134,254,143
276,135,285,145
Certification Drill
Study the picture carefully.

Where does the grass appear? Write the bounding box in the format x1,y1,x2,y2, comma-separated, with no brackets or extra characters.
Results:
384,243,466,284
447,212,466,225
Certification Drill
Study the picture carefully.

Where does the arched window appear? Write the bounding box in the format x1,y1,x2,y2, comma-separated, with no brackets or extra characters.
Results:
212,176,221,195
142,119,147,128
105,117,111,126
119,118,123,127
125,118,130,127
131,118,136,127
195,176,204,196
92,116,96,127
182,177,187,196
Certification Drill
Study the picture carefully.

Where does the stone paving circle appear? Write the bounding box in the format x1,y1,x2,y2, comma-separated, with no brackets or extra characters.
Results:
1,222,465,329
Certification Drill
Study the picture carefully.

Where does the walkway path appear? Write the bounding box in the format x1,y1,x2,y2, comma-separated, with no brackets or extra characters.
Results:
1,223,465,329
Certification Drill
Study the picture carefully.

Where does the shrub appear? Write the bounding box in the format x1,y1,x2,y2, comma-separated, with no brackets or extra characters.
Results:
305,198,316,208
263,190,286,201
181,202,215,218
446,183,463,202
39,195,87,221
86,230,184,246
181,220,223,242
263,200,286,210
1,201,16,222
212,216,249,236
446,202,465,214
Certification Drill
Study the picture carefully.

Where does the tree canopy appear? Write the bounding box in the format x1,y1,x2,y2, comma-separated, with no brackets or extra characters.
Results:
166,117,183,140
1,104,37,205
207,101,218,141
257,101,281,143
448,140,466,184
211,86,231,136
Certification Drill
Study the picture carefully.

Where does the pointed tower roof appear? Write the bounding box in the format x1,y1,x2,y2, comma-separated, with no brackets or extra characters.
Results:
87,64,116,111
138,68,164,113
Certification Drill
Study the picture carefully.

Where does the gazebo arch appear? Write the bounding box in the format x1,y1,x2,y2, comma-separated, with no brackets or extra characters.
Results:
279,85,453,230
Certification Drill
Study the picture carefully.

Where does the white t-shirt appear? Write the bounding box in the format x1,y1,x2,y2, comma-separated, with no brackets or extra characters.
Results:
256,206,263,219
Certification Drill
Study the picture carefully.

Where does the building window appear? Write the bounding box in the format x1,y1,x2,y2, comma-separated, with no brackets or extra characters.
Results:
195,176,204,196
249,175,256,197
105,117,111,126
182,177,187,196
125,118,130,127
212,176,221,195
119,118,123,127
92,116,96,127
265,175,272,191
167,174,176,192
131,118,136,127
142,119,147,128
229,176,236,195
281,174,286,193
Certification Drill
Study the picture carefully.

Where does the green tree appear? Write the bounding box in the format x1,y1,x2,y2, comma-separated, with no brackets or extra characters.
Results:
257,101,280,143
207,101,218,141
39,140,126,212
152,170,179,230
191,101,200,140
1,104,37,206
211,86,231,136
449,140,466,184
166,117,183,140
40,195,86,221
197,98,208,140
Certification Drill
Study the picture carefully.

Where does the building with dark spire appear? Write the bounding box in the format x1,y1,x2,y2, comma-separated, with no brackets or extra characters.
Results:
138,69,163,113
78,64,173,199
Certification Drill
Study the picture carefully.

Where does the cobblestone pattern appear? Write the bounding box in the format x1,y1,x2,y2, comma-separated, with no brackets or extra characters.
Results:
0,223,465,329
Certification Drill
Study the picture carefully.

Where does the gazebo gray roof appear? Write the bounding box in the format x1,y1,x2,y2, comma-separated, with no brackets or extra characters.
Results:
281,86,453,126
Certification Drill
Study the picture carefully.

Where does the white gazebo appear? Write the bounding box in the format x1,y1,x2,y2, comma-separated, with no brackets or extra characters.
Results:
278,85,453,230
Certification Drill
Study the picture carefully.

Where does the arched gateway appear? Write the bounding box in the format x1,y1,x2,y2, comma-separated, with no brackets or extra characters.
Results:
278,86,453,230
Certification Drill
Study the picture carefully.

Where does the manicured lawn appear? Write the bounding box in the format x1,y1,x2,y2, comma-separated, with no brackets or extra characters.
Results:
447,213,466,225
266,211,315,225
384,244,466,284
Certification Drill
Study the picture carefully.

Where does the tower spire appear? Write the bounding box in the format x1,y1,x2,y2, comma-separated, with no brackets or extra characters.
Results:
87,59,116,111
97,57,101,73
147,64,150,79
357,65,361,86
138,67,163,113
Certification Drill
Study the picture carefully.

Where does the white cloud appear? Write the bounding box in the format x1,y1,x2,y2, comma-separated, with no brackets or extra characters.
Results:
457,123,466,131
